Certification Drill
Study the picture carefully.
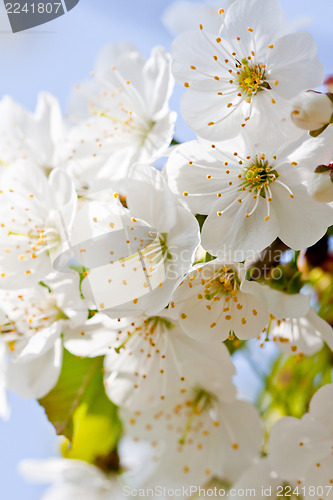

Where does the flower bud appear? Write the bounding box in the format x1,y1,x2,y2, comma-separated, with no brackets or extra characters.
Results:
308,164,333,203
291,91,333,132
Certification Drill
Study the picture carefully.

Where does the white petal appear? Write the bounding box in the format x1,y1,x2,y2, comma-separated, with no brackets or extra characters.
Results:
269,415,332,482
6,339,62,399
122,164,178,233
142,47,174,119
233,459,283,499
267,33,324,99
309,384,333,433
202,194,279,261
221,0,284,53
12,322,61,363
303,455,333,500
263,287,310,319
219,400,263,482
48,168,77,228
272,183,333,250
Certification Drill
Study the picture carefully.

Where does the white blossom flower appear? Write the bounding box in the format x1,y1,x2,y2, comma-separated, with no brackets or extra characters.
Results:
166,136,333,260
253,286,333,356
269,383,333,500
267,299,333,356
19,458,126,500
122,372,262,488
0,93,64,173
171,0,323,140
291,91,333,132
73,165,200,317
1,272,87,399
67,312,235,411
0,161,77,288
172,260,269,342
66,43,176,192
20,438,156,500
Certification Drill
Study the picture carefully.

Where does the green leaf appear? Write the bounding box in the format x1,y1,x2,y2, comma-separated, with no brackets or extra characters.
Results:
39,349,122,465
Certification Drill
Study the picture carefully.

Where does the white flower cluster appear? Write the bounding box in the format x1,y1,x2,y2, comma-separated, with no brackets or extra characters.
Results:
1,0,333,497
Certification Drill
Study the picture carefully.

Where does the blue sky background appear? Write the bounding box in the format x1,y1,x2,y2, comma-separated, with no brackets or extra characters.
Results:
0,0,332,498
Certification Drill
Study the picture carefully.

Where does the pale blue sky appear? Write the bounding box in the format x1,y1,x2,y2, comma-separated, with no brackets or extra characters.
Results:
0,1,332,498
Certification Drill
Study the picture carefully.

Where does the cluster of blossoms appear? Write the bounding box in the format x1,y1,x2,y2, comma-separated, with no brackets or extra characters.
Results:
1,0,333,498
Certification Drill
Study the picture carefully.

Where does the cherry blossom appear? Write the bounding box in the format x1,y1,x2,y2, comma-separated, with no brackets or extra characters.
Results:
73,165,200,317
20,458,125,500
65,43,176,192
172,260,268,342
0,93,64,173
122,370,262,488
1,272,87,399
269,384,333,500
0,162,77,288
166,135,333,260
257,287,333,356
171,0,323,140
105,314,236,410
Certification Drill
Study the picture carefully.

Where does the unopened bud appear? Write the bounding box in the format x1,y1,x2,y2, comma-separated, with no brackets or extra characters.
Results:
308,163,333,203
291,91,333,134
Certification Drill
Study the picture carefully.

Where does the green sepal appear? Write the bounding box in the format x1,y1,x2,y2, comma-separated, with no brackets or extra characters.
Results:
310,123,329,137
314,164,331,173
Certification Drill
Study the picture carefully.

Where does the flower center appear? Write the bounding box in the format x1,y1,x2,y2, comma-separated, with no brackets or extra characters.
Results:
179,387,216,445
237,60,270,102
159,233,172,261
1,294,66,347
145,316,175,333
241,155,279,196
204,266,240,300
114,316,174,353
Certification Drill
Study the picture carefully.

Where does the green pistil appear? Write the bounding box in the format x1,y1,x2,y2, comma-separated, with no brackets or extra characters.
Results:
159,233,172,260
145,316,175,331
179,388,216,445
